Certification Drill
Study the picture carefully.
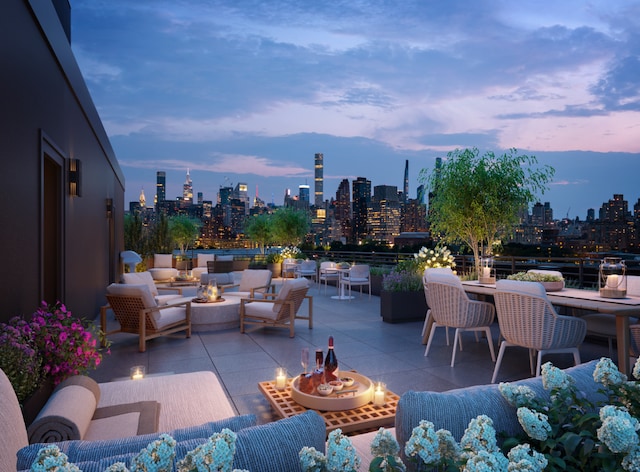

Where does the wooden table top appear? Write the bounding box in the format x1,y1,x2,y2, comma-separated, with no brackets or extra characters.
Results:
258,377,399,435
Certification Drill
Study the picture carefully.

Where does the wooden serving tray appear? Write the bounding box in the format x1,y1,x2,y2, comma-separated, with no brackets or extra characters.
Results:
290,372,373,411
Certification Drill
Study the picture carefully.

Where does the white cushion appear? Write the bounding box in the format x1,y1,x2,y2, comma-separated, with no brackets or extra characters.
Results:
496,279,547,298
148,267,178,281
245,301,279,321
197,254,215,267
155,294,183,306
154,306,187,329
424,267,455,279
106,283,157,308
627,275,640,297
122,271,158,296
154,254,173,268
426,270,463,290
239,270,272,292
274,278,308,313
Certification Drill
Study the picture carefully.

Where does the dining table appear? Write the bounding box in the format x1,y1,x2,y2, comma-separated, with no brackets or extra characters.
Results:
461,280,640,375
331,267,355,300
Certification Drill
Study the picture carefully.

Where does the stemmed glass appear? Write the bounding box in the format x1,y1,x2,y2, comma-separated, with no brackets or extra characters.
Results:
301,347,309,374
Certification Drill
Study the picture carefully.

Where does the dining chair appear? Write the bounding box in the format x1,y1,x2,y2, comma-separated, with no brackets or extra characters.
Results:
318,261,339,294
101,283,191,352
425,273,496,367
282,258,298,279
491,279,587,383
421,268,456,344
339,264,371,300
295,260,318,285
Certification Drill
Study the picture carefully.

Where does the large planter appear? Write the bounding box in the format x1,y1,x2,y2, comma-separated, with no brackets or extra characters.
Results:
21,380,55,427
380,290,427,323
370,273,384,296
267,262,282,278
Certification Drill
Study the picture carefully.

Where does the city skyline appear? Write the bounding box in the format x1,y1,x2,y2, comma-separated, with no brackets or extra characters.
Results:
71,1,640,219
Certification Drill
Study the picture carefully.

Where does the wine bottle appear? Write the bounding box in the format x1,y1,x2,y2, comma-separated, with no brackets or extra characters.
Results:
324,336,338,379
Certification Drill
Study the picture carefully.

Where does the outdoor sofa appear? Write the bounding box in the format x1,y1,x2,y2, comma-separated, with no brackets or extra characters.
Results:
3,360,602,471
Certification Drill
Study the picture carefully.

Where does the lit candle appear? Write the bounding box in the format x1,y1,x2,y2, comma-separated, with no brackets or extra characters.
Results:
606,274,619,289
373,382,386,406
482,267,491,278
275,368,287,390
130,366,145,380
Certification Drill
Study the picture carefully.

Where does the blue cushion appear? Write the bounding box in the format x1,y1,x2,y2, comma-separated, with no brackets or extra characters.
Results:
395,360,604,465
17,414,256,470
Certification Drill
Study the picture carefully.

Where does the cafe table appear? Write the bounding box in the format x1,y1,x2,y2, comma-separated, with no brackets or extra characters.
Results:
461,280,640,375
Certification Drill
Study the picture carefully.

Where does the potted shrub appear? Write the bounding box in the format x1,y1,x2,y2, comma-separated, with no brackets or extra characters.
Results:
507,271,565,291
266,252,284,278
369,266,391,296
380,260,426,324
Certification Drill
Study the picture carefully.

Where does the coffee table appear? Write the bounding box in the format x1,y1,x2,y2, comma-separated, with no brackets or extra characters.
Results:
258,376,399,435
188,297,241,332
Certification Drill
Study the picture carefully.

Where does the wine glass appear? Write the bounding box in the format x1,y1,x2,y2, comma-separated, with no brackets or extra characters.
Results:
301,347,309,374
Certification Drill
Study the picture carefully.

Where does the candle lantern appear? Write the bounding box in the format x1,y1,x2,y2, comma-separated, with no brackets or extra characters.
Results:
599,257,627,298
274,367,287,390
479,257,495,284
206,279,219,301
373,382,386,406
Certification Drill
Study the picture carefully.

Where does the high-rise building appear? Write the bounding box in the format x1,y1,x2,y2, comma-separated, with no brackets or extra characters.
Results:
403,160,409,204
156,171,166,204
234,182,249,214
299,184,310,208
182,169,193,204
352,177,371,243
370,185,401,244
314,153,323,207
335,179,351,243
139,188,146,208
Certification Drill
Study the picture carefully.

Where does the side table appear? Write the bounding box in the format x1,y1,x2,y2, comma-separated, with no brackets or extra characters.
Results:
258,377,399,435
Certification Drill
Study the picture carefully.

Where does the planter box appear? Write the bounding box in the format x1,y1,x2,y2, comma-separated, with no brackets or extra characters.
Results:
380,290,427,323
267,262,282,278
370,274,383,296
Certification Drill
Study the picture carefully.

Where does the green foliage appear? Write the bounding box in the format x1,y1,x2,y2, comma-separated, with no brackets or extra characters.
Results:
420,147,554,275
244,214,273,254
507,271,563,282
265,252,284,263
150,212,173,254
124,212,148,256
169,215,202,255
271,208,310,247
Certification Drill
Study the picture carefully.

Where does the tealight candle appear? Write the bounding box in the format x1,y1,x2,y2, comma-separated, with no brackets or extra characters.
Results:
373,382,386,406
275,367,287,390
130,365,145,380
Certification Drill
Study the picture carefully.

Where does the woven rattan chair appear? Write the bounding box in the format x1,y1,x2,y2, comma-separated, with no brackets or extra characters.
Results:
425,273,496,367
491,279,586,383
240,278,312,337
100,283,191,352
421,268,456,344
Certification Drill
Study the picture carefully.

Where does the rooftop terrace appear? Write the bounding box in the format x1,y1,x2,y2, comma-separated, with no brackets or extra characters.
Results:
92,279,610,426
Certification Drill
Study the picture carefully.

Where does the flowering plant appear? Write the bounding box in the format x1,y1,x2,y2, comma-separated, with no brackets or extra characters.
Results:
507,271,563,282
299,428,361,472
0,318,42,402
497,358,640,471
382,269,423,292
281,246,303,260
29,301,108,385
414,246,456,272
0,301,108,399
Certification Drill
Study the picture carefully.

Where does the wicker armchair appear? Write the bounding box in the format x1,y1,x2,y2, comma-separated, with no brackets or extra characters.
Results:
421,268,457,344
425,273,496,367
101,283,191,352
491,279,586,383
240,278,312,337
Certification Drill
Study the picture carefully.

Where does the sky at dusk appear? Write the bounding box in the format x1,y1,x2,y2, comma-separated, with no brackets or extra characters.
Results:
70,1,640,220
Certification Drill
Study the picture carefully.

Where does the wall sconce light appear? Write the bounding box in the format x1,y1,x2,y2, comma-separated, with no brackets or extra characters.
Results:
106,198,113,218
68,158,82,196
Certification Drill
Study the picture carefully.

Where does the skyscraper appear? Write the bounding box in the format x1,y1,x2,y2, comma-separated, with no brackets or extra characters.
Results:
182,169,193,203
352,177,371,243
403,160,409,204
314,153,323,207
335,179,351,242
156,171,166,205
299,184,310,208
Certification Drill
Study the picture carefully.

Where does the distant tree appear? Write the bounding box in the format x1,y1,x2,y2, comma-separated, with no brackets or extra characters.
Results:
271,208,309,247
149,212,172,254
420,147,554,275
124,212,147,255
244,213,273,254
169,214,201,256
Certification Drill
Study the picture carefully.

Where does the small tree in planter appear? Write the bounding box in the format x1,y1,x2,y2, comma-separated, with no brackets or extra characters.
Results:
420,148,553,277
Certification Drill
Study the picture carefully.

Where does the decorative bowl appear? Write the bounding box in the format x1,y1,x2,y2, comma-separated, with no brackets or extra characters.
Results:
329,380,343,391
541,281,564,292
339,376,355,387
317,384,334,396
